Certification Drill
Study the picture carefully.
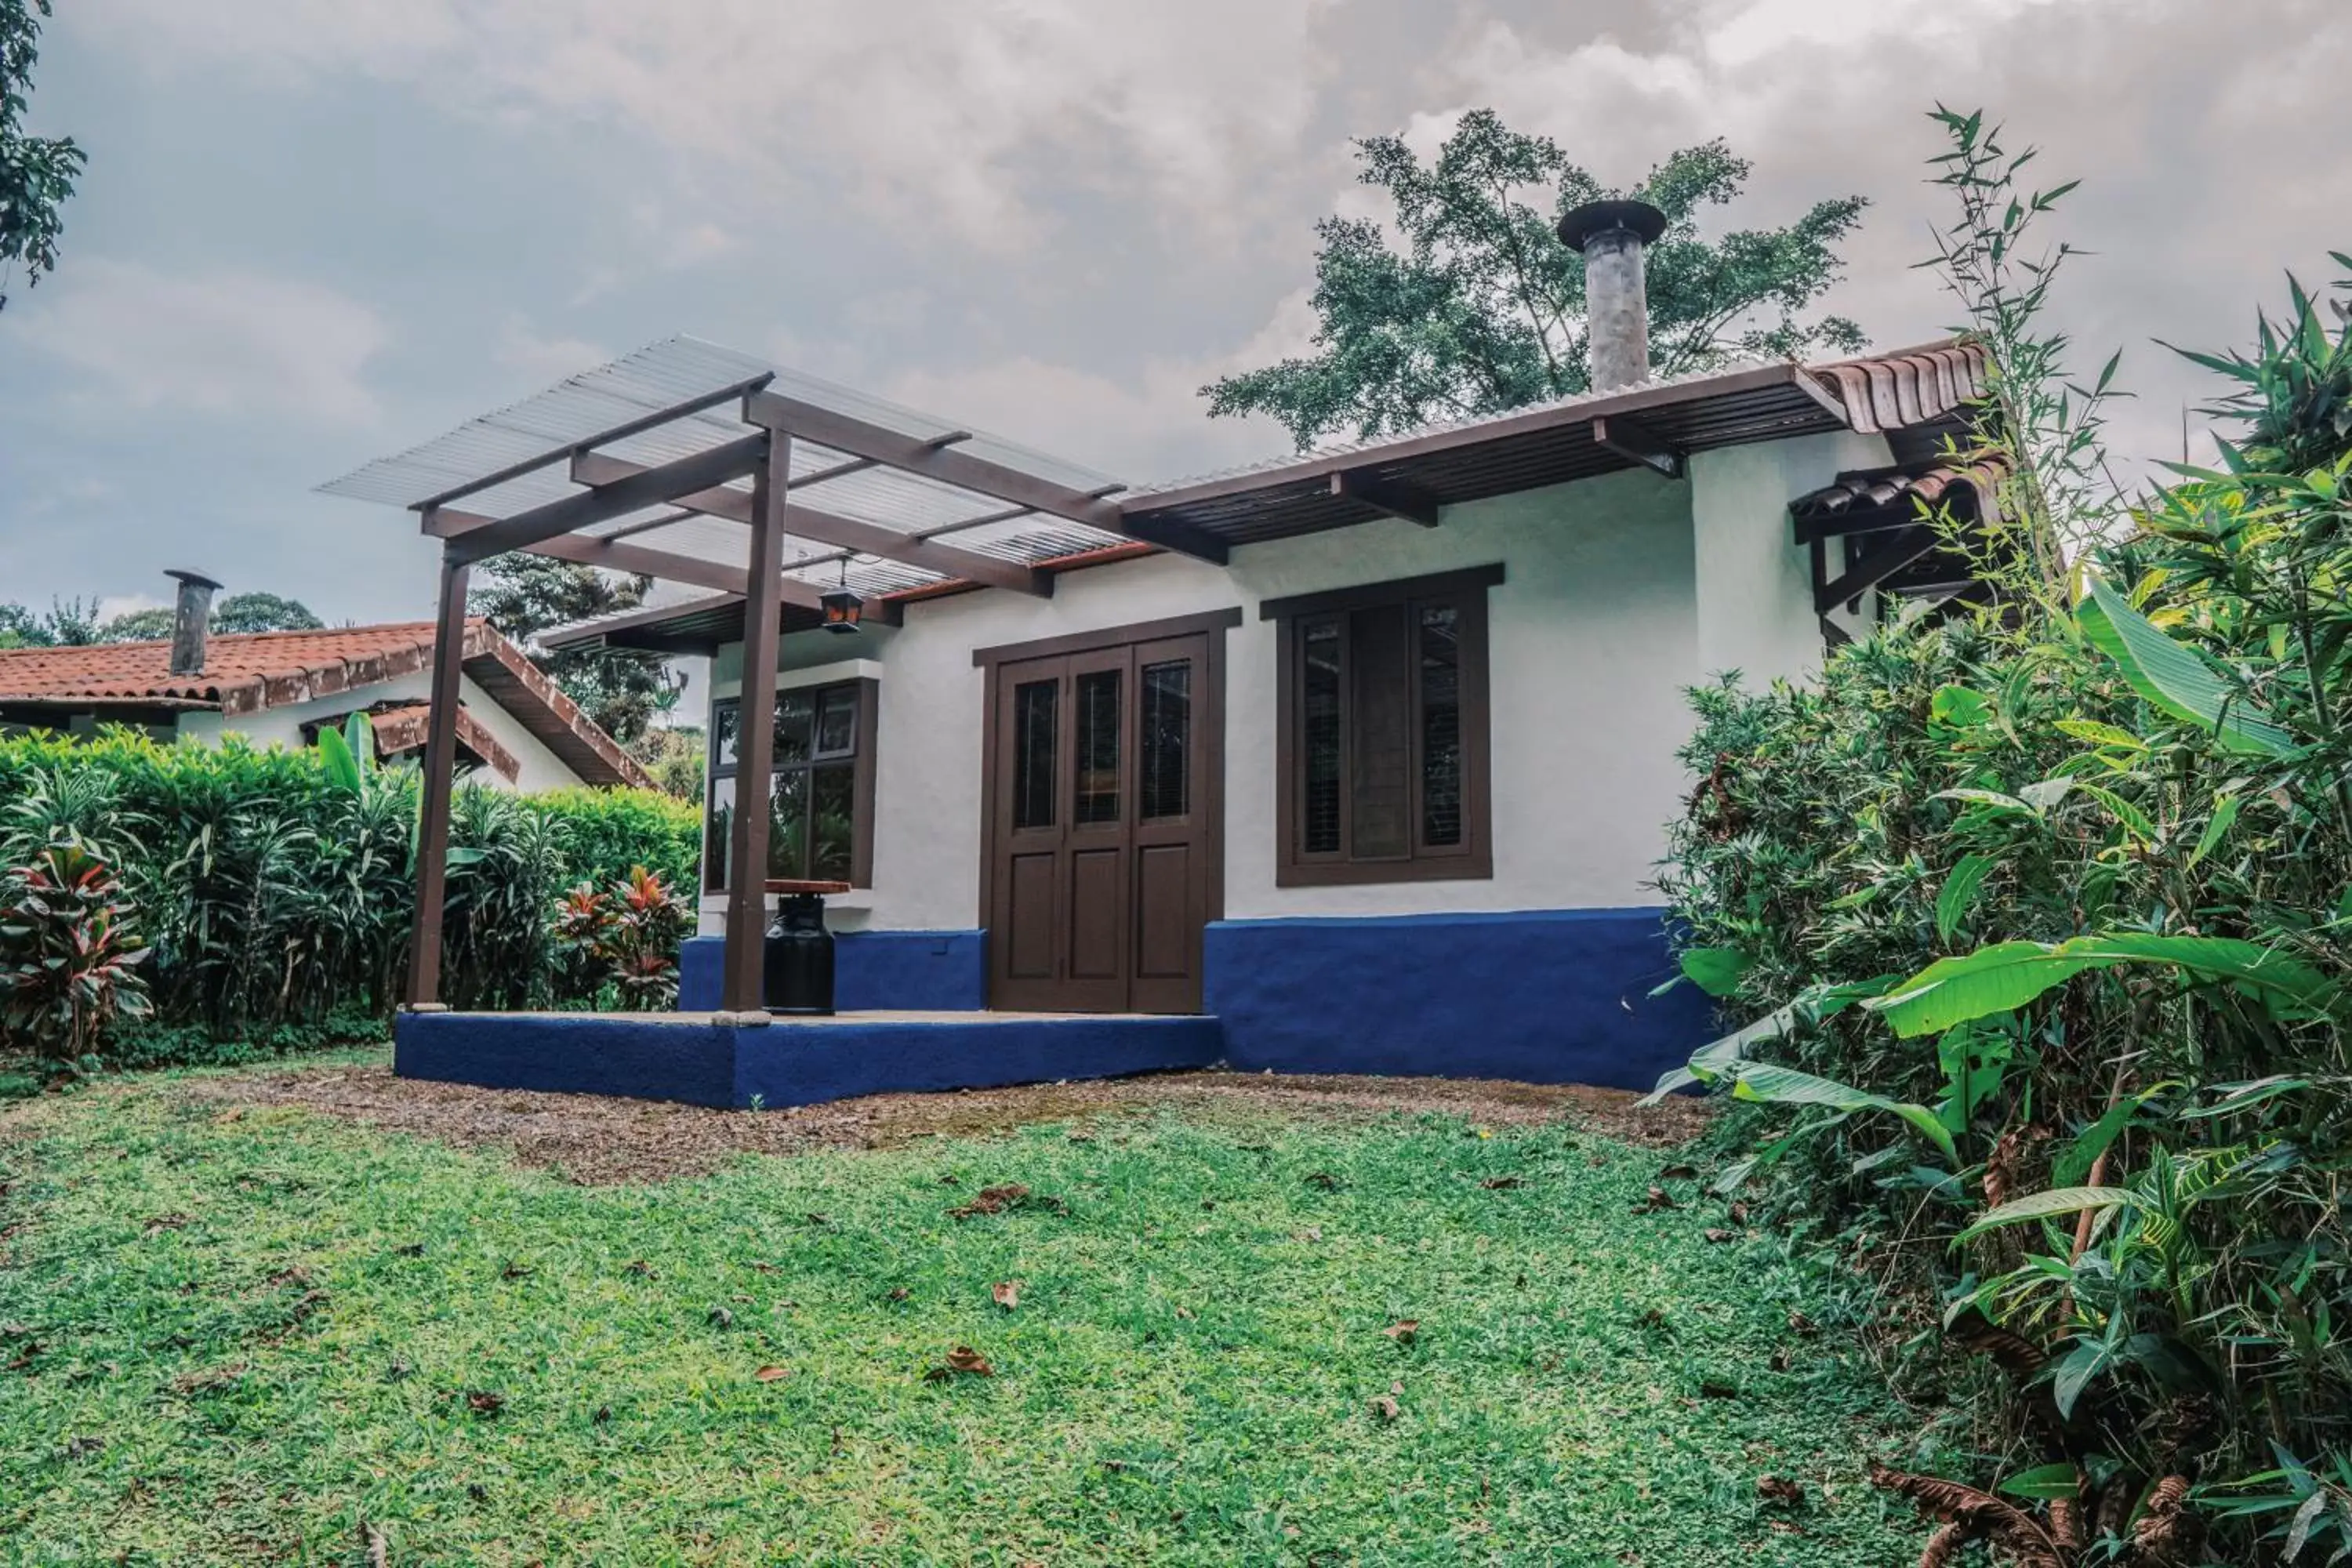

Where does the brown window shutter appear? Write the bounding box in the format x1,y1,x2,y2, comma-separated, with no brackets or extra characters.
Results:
1347,601,1413,861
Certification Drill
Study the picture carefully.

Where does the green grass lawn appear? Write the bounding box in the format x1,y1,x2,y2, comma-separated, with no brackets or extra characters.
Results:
0,1072,1927,1565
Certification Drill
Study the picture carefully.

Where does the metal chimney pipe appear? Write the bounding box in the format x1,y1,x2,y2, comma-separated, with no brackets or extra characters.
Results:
165,569,224,677
1557,199,1668,393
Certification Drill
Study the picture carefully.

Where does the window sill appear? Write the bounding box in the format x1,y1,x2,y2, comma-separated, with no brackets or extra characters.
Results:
1275,856,1494,889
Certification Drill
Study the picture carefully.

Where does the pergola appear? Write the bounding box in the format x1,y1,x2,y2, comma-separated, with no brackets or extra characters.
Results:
322,337,1224,1014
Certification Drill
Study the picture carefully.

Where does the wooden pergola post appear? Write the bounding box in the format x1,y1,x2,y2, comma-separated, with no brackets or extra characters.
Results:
405,548,472,1007
720,430,791,1011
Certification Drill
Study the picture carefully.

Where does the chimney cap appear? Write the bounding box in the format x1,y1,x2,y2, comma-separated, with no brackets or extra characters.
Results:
165,568,226,592
1557,198,1668,252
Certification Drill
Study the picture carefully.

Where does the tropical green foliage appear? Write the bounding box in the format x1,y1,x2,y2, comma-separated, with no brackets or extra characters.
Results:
1203,111,1867,447
1657,112,2352,1563
0,0,80,313
0,835,151,1069
0,728,701,1058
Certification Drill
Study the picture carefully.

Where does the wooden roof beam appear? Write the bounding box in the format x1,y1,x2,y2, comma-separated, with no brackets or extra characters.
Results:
1591,414,1685,479
744,387,1230,565
1330,468,1441,527
570,450,1051,598
438,434,768,566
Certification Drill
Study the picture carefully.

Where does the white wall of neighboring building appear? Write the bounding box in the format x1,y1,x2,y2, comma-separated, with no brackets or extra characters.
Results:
1687,430,1894,688
175,671,584,793
700,461,1706,935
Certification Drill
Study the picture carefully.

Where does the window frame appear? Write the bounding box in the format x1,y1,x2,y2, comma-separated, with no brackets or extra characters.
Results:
1265,564,1501,887
704,677,879,893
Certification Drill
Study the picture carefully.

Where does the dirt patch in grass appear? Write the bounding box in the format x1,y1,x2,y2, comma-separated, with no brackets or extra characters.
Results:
177,1064,1706,1184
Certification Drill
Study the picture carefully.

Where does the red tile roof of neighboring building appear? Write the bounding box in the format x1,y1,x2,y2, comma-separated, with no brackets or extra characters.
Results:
0,620,652,789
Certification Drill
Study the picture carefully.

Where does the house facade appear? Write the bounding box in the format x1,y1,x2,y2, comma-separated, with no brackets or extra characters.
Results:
548,345,1990,1088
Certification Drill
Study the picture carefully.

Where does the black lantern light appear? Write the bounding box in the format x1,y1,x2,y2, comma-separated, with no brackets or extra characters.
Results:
819,558,864,635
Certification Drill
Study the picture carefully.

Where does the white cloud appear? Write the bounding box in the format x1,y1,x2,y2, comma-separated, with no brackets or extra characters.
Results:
2,260,389,426
878,286,1316,484
83,0,1342,249
492,316,611,384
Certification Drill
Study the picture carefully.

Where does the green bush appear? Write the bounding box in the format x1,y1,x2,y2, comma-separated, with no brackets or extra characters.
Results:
1655,113,2352,1560
0,728,702,1051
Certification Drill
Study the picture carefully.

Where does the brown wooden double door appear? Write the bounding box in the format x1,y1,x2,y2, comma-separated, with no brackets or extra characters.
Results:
985,625,1222,1014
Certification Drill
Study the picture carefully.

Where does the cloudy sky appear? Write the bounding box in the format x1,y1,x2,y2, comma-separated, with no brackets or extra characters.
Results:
2,0,2346,627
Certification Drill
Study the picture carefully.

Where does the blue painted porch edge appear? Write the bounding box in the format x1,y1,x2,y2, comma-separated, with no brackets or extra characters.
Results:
1203,906,1709,1093
677,929,986,1013
394,1009,1220,1110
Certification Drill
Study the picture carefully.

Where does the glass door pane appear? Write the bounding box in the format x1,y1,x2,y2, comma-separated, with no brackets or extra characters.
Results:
1073,668,1123,826
1139,659,1191,820
1012,678,1058,830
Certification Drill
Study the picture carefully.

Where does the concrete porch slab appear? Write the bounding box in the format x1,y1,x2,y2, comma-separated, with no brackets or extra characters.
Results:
393,1008,1224,1110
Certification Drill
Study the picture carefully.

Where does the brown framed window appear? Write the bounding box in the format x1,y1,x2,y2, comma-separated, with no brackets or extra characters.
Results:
1265,564,1500,887
705,678,878,891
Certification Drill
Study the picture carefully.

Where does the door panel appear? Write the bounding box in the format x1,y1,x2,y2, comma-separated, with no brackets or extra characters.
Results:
984,626,1221,1014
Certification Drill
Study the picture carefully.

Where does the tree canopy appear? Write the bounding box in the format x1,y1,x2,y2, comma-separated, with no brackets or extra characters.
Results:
468,557,679,746
1203,112,1867,448
94,593,325,643
1,0,82,312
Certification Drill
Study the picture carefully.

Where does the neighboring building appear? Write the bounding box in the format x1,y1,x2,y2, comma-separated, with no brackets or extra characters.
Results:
0,584,651,792
344,201,2002,1090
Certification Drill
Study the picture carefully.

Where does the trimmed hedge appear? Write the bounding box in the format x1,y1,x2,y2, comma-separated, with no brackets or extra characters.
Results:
0,728,702,1050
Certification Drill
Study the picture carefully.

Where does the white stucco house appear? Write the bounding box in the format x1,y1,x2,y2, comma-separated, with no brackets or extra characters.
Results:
332,199,2000,1092
0,609,652,793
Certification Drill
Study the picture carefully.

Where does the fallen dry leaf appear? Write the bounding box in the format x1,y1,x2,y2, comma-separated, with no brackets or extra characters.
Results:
949,1183,1032,1221
1698,1376,1739,1399
142,1214,192,1236
1479,1177,1523,1190
1290,1227,1323,1243
1728,1200,1751,1225
393,1243,425,1258
1703,1228,1735,1244
1369,1395,1400,1423
465,1390,504,1416
499,1262,534,1280
928,1345,995,1380
885,1287,911,1302
755,1365,792,1383
991,1280,1022,1311
1382,1319,1420,1345
1634,1186,1679,1214
1657,1163,1697,1180
1757,1475,1804,1505
707,1307,735,1329
624,1259,654,1278
1788,1310,1820,1338
1304,1171,1341,1190
363,1522,389,1568
1174,1305,1196,1320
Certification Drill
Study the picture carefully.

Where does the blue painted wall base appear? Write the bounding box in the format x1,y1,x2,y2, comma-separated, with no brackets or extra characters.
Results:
1204,908,1709,1092
677,929,985,1014
394,1007,1220,1110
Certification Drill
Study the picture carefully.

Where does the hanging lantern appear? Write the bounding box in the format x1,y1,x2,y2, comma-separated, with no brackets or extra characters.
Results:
819,559,863,634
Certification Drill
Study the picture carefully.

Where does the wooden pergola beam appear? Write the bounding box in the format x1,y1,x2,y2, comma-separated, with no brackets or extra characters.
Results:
743,387,1230,565
438,434,768,566
722,432,793,1013
1330,468,1441,528
403,550,472,1008
570,451,1053,598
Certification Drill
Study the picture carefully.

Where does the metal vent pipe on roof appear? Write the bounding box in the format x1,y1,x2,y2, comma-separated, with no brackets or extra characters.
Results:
165,569,224,677
1557,199,1669,394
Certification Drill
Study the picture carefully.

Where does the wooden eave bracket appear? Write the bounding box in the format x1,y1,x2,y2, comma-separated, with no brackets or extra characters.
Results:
1330,468,1442,528
1591,415,1685,480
